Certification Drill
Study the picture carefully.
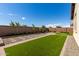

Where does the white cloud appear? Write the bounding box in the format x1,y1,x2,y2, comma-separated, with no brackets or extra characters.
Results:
21,17,26,20
8,13,14,16
45,24,70,28
63,25,70,27
45,24,59,28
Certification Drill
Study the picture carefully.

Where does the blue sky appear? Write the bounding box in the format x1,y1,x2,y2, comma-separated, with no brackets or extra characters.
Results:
0,3,71,27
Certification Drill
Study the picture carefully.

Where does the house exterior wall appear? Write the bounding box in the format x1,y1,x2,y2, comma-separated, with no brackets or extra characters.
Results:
73,4,79,46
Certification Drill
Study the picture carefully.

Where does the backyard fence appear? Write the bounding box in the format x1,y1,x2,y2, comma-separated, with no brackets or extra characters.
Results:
0,26,49,37
0,26,73,36
49,27,73,34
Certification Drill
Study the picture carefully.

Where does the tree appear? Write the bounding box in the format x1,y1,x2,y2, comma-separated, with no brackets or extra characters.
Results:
9,21,21,27
41,25,47,32
49,26,52,28
9,21,16,27
56,26,62,28
32,24,35,28
32,24,36,33
15,22,21,27
42,25,46,29
22,25,27,27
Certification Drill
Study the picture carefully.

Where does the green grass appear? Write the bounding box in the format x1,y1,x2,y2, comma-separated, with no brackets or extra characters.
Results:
5,33,67,56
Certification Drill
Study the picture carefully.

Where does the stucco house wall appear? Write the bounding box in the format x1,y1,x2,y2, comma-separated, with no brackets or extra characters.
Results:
72,4,79,46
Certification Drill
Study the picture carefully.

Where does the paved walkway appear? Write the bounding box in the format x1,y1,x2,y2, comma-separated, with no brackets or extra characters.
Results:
60,36,79,56
2,32,54,45
4,32,55,48
0,47,5,56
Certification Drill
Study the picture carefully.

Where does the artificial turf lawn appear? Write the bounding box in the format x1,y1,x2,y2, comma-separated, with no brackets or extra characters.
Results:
5,33,67,56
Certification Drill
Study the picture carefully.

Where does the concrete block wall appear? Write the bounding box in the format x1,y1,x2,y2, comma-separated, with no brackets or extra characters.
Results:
0,25,73,36
0,26,48,37
49,28,73,34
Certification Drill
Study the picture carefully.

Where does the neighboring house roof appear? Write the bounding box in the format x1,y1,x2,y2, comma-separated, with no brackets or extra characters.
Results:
71,3,75,20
